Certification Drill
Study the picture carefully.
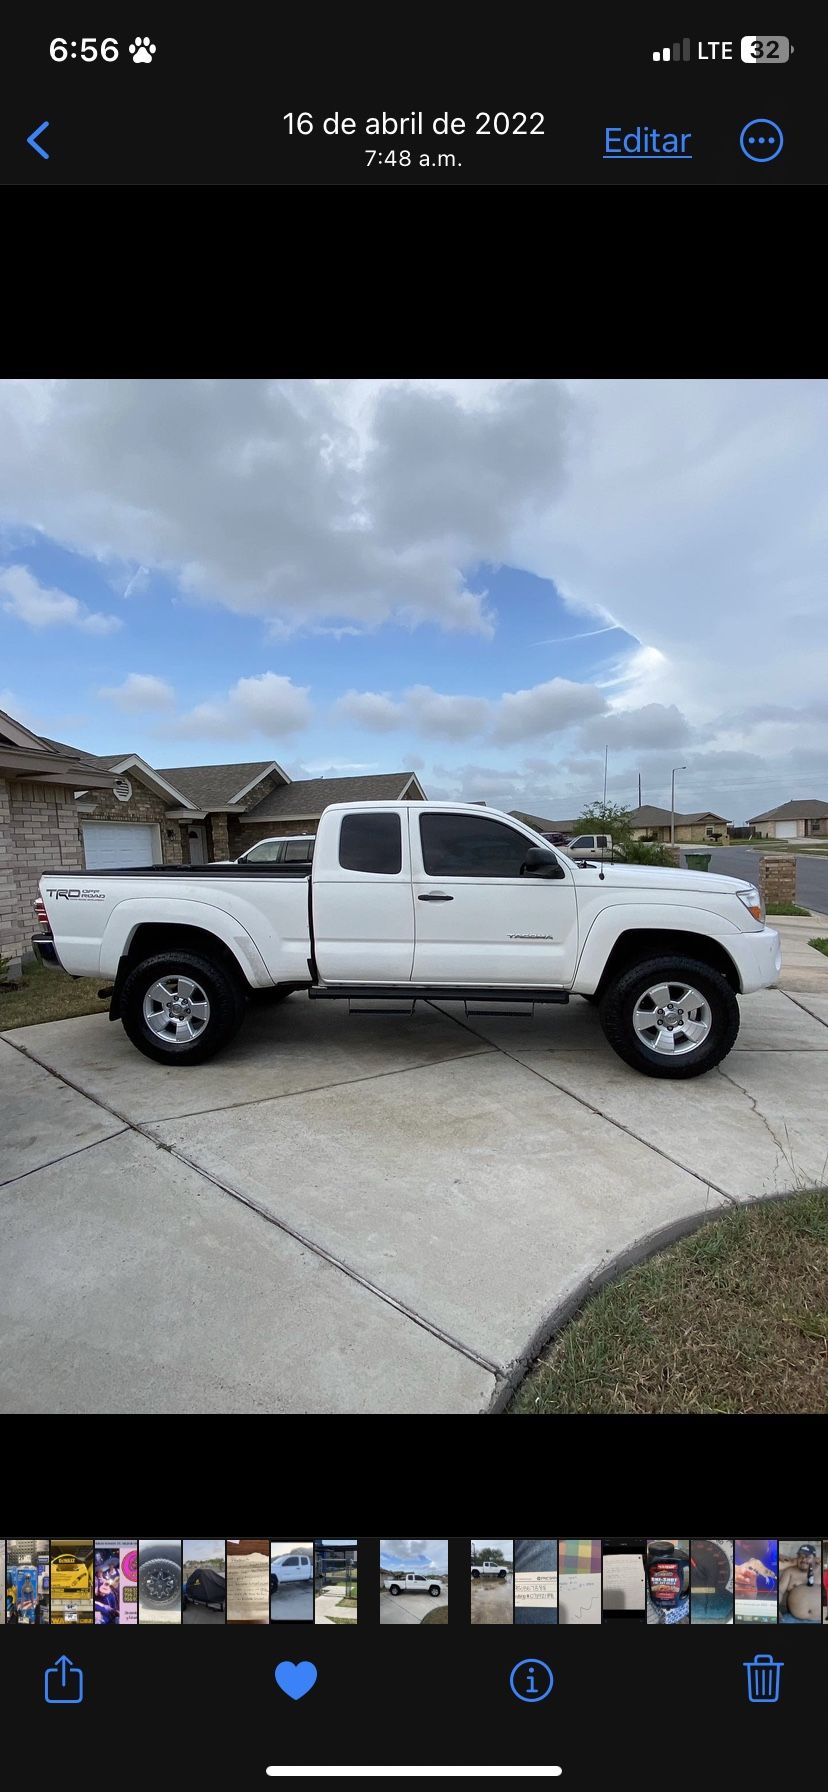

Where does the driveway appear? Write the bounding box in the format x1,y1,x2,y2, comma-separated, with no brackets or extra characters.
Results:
3,924,828,1415
380,1587,448,1625
470,1578,513,1624
271,1582,313,1621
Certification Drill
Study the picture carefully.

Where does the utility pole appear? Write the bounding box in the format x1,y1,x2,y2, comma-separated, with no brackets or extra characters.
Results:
602,745,608,806
638,772,642,808
670,765,687,845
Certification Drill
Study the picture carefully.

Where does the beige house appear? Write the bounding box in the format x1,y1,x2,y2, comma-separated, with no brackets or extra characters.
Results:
746,799,828,840
628,805,731,844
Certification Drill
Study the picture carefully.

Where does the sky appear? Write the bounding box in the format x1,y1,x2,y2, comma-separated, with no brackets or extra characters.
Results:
380,1538,449,1573
472,1540,513,1558
1,378,825,825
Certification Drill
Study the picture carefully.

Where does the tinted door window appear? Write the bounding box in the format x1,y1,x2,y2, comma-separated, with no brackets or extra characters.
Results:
568,836,590,851
339,812,402,874
420,812,531,877
284,837,313,861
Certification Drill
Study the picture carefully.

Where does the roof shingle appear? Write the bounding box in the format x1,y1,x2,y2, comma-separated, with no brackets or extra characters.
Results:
242,771,424,822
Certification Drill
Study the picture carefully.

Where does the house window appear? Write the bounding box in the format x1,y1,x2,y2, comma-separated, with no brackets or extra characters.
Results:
339,811,402,875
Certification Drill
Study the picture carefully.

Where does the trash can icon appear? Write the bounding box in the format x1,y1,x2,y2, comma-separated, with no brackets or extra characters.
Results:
744,1654,782,1704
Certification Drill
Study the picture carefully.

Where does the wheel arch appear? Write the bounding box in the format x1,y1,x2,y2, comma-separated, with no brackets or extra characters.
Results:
585,927,742,1003
109,921,256,1019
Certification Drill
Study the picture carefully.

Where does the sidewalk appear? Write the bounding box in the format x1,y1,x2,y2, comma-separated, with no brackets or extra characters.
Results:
773,910,828,995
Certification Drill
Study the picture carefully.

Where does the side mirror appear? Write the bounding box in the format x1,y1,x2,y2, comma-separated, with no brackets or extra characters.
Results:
520,846,566,879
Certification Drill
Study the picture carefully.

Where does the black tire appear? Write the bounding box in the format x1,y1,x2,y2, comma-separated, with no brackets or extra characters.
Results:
120,950,247,1066
599,955,739,1079
389,1585,400,1596
429,1585,440,1597
471,1570,480,1579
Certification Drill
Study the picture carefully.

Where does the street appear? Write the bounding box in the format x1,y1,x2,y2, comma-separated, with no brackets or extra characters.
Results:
697,848,828,912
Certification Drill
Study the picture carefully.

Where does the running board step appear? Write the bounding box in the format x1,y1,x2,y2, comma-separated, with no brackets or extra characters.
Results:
309,985,569,1004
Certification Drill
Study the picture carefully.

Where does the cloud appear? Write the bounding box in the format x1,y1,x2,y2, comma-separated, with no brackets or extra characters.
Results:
0,563,121,635
491,677,607,743
578,701,693,752
338,678,606,744
170,671,312,741
0,379,572,637
99,673,176,712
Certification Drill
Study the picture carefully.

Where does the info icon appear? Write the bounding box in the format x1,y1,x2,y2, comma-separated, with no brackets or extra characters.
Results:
510,1658,554,1703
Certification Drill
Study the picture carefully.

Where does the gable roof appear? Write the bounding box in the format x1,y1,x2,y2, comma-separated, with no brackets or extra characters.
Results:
0,714,118,789
747,798,828,823
241,771,426,823
629,805,730,826
156,760,286,810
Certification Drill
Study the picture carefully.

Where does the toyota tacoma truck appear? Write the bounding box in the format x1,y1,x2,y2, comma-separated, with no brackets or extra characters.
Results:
33,800,781,1079
384,1573,442,1597
471,1562,509,1579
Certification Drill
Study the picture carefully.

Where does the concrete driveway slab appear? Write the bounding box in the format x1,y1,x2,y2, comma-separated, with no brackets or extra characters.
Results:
380,1588,448,1623
0,1036,123,1185
0,1129,494,1413
1,998,491,1125
435,989,828,1057
781,991,828,1028
150,1051,727,1372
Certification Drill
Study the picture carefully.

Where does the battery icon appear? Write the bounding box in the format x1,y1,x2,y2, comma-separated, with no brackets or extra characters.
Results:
741,36,792,62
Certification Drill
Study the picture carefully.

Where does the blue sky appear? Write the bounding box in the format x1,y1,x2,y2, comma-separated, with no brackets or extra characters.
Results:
1,378,825,822
380,1539,449,1573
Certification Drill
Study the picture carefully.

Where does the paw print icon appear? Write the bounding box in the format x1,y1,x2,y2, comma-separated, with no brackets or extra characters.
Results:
129,37,157,64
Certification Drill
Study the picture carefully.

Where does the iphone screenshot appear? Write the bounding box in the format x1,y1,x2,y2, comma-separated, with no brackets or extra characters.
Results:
0,10,824,1792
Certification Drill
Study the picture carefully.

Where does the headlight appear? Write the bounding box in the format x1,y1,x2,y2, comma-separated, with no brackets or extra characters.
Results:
737,885,765,923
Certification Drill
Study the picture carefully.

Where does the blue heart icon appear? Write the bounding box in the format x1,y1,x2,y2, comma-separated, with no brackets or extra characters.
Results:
274,1660,318,1701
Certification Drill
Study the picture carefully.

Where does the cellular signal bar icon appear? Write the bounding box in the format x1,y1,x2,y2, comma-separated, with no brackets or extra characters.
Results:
653,39,692,61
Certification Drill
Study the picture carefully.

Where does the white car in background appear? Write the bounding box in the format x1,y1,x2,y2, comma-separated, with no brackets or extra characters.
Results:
232,835,315,865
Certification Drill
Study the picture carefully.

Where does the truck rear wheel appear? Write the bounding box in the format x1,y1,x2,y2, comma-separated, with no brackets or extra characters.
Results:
389,1585,400,1595
599,955,739,1078
120,950,247,1066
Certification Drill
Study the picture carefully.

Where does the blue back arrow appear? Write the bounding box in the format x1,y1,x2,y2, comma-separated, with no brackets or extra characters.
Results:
27,121,50,159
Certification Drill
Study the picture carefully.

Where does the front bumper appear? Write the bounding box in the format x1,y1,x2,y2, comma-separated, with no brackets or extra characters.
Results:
31,932,60,968
726,925,782,993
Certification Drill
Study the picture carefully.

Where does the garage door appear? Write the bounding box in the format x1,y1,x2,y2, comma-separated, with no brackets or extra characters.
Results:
82,823,157,869
775,821,797,838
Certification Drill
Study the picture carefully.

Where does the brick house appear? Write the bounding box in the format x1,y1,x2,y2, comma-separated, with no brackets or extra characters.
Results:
1,701,427,973
746,798,828,840
230,771,427,857
0,708,118,975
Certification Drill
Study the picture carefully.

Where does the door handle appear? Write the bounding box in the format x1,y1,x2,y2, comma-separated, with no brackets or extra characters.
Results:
417,891,454,901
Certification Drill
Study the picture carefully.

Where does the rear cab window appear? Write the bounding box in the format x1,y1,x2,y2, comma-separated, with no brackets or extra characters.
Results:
339,811,402,874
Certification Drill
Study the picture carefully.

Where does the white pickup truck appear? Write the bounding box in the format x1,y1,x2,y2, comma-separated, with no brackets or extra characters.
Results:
34,800,781,1079
384,1573,443,1597
471,1562,509,1579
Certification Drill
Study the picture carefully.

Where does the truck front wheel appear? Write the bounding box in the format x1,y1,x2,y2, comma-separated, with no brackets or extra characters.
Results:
599,956,739,1079
120,950,247,1066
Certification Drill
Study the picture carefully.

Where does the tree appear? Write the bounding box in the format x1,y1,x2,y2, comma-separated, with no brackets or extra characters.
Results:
572,800,634,853
571,800,671,866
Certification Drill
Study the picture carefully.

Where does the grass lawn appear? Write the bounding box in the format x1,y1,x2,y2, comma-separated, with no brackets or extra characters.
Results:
0,959,108,1029
422,1605,449,1624
766,902,811,916
810,938,828,957
511,1188,828,1415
